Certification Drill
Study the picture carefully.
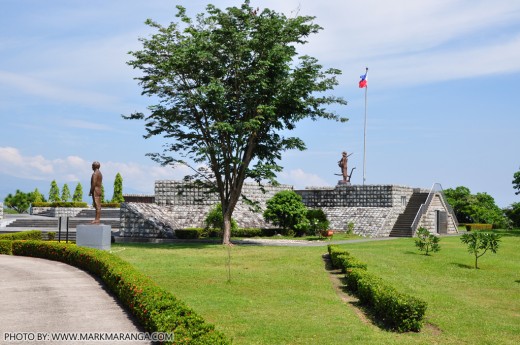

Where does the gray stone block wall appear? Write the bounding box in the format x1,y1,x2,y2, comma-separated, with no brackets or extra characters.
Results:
120,180,449,239
120,203,178,238
31,207,84,218
322,206,405,237
155,180,292,208
296,185,417,208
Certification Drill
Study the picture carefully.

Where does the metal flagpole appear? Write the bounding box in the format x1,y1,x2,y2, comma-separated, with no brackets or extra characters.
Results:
362,68,368,186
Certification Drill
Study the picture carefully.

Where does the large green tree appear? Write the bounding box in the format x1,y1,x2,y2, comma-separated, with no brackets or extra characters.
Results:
444,186,507,227
125,1,347,244
263,190,308,235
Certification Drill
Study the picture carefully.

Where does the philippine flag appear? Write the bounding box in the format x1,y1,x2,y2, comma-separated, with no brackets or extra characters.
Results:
359,69,368,88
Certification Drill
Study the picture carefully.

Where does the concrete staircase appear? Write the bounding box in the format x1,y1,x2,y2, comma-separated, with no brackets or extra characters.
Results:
389,193,429,237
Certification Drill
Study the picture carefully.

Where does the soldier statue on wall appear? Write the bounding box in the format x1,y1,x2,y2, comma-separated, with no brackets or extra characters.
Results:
89,161,103,224
337,151,355,185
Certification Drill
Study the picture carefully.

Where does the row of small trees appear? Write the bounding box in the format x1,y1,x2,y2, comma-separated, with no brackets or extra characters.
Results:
3,173,124,213
415,227,501,269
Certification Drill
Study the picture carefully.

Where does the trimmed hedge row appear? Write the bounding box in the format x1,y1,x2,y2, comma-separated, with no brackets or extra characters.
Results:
0,240,12,254
0,230,42,241
464,223,493,231
10,241,229,344
32,202,88,208
328,245,427,332
175,227,272,239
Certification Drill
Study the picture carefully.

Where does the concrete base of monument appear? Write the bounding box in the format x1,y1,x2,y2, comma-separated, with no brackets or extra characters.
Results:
77,224,112,250
337,180,351,186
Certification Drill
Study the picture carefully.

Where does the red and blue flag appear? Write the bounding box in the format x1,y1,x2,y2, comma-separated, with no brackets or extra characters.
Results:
359,68,368,88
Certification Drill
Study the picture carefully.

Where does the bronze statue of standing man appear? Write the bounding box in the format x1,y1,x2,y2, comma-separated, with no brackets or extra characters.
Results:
89,161,103,224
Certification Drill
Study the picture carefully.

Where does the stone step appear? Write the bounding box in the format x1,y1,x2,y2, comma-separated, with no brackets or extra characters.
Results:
75,209,121,218
389,192,429,237
6,218,120,229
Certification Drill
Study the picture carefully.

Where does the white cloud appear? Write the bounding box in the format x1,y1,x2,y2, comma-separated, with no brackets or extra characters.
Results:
0,70,119,108
257,0,520,87
278,168,331,189
0,147,189,193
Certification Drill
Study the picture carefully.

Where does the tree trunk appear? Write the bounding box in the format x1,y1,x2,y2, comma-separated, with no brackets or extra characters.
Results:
222,213,232,245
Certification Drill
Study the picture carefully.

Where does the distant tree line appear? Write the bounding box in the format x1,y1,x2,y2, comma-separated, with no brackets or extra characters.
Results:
3,173,124,213
444,166,520,229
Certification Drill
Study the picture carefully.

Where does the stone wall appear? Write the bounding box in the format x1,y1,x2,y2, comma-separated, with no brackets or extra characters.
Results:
120,202,272,238
120,203,178,238
120,180,455,239
418,194,458,234
296,185,419,208
155,180,292,207
321,206,404,237
31,207,84,218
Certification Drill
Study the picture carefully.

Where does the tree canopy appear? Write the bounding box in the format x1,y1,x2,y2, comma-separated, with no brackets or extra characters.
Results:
125,1,347,244
444,186,507,227
513,167,520,195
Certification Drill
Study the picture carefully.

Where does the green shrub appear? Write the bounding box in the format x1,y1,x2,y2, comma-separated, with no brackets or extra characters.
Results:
327,245,367,271
337,254,368,271
0,230,42,241
10,241,229,344
205,204,238,235
231,228,263,237
306,209,330,235
0,240,12,254
101,202,121,208
345,267,427,332
47,232,56,241
175,229,202,239
465,223,493,231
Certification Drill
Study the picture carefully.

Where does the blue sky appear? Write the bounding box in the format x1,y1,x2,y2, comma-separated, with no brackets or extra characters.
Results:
1,0,519,207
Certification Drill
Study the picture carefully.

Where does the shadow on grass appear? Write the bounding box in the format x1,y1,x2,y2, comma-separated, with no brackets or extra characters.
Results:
494,229,520,237
114,241,225,250
403,250,419,255
322,254,424,333
515,280,520,284
450,262,474,269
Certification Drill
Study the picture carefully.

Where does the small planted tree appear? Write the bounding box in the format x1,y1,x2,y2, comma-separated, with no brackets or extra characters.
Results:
32,188,45,203
61,183,71,202
111,173,125,203
263,190,308,236
48,180,61,203
460,232,501,269
72,183,83,202
414,227,440,255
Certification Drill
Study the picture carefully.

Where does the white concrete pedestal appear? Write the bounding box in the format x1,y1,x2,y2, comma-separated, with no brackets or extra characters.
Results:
77,224,111,250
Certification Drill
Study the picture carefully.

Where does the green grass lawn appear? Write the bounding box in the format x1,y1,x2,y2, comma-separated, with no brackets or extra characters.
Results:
112,231,520,345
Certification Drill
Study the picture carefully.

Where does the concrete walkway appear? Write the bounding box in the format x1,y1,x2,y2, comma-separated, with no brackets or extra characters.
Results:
0,255,151,345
